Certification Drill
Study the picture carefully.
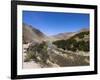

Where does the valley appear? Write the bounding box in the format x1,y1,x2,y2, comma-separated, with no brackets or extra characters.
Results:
22,23,90,69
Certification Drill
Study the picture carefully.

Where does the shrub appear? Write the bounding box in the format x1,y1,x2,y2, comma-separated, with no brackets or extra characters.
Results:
24,51,37,62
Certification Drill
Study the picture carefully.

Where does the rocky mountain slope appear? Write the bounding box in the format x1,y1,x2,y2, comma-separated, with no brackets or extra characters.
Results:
52,32,76,40
23,23,48,43
53,30,89,52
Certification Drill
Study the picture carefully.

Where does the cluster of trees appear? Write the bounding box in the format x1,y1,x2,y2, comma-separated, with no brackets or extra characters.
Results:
53,31,89,52
53,39,89,52
71,31,89,39
25,42,49,64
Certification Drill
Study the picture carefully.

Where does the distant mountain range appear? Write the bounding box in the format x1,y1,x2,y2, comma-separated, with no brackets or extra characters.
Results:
23,23,89,43
52,32,76,40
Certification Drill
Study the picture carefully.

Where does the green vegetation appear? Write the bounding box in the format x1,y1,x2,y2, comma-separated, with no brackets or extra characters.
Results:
71,31,89,39
53,31,89,52
24,51,37,62
25,42,49,64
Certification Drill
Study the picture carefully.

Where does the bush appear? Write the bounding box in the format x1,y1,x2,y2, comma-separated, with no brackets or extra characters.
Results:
26,41,49,64
24,51,37,62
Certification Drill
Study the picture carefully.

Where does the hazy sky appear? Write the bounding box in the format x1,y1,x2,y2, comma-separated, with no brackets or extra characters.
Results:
23,11,89,36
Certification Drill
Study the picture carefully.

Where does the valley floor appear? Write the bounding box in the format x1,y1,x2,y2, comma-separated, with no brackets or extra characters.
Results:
22,43,89,69
23,61,41,69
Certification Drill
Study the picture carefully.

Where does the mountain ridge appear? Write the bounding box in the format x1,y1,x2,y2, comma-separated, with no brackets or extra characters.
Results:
23,23,89,43
23,23,48,43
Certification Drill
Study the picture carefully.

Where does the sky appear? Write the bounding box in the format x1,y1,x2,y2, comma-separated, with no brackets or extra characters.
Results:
23,11,89,36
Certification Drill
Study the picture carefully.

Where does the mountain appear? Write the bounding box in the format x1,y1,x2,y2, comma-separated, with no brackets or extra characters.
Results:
23,23,48,43
52,32,76,40
52,28,89,40
78,28,89,32
23,23,89,43
53,30,89,52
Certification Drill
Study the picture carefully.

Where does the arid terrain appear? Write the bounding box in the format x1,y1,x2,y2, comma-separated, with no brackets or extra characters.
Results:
22,23,90,69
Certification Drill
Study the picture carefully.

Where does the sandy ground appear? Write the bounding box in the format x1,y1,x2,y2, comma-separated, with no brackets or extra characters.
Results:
22,44,41,69
23,61,41,69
